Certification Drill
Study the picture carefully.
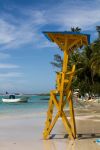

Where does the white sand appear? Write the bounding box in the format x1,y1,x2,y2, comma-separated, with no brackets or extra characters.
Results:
0,105,100,150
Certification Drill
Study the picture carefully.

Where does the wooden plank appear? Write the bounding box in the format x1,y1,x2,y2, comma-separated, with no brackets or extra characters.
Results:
61,111,74,140
68,97,76,138
43,112,60,139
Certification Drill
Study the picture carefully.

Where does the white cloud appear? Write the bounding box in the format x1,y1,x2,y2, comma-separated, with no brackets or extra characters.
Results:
0,72,22,78
44,0,100,30
0,1,100,50
0,63,19,68
0,18,34,49
0,9,46,49
0,19,14,44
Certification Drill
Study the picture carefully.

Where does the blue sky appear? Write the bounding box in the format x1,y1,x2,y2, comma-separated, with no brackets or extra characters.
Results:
0,0,100,94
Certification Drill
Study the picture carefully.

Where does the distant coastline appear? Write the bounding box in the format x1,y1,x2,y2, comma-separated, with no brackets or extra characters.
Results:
0,93,50,96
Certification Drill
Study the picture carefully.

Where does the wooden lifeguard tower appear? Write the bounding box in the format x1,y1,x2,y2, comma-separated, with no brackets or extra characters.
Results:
43,31,90,140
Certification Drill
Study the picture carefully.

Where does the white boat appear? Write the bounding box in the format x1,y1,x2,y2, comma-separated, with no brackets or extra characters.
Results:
2,94,29,103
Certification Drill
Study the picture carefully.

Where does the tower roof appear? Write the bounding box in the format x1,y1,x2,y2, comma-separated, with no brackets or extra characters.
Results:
43,31,90,51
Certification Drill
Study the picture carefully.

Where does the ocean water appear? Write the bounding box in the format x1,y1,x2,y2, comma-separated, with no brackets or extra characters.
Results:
0,95,49,117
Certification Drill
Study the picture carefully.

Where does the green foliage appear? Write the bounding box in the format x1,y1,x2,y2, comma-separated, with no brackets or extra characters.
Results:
90,39,100,76
51,54,63,70
51,31,100,96
71,27,81,32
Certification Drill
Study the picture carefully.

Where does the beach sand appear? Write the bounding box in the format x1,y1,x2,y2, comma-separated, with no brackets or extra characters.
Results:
0,103,100,150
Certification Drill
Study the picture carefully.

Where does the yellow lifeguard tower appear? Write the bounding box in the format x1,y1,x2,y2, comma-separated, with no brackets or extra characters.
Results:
43,31,90,140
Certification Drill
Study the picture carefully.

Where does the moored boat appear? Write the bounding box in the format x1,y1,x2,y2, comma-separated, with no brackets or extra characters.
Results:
2,94,29,103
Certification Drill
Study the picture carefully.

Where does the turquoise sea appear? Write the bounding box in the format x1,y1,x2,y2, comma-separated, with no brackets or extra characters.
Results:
0,95,49,117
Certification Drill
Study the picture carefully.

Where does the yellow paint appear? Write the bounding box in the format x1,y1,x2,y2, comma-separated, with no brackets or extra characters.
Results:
43,32,89,140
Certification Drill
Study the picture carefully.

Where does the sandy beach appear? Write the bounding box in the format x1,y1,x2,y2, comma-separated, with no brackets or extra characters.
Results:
0,103,100,150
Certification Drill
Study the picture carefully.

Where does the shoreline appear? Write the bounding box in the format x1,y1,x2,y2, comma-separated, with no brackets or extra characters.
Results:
0,102,100,150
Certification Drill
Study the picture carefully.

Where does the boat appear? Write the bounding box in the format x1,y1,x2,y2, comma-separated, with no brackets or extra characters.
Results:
2,94,29,103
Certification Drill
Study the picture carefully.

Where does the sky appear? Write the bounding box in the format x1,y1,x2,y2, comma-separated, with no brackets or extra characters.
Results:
0,0,100,94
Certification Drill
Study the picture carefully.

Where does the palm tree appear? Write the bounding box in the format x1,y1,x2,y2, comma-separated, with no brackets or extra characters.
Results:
90,39,100,76
51,54,63,71
51,27,100,96
71,27,81,32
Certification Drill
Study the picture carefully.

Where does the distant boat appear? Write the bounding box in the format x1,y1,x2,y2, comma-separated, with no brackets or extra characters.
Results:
2,94,29,103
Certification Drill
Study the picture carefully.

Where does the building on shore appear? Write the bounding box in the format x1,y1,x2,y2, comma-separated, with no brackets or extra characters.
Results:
96,26,100,39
